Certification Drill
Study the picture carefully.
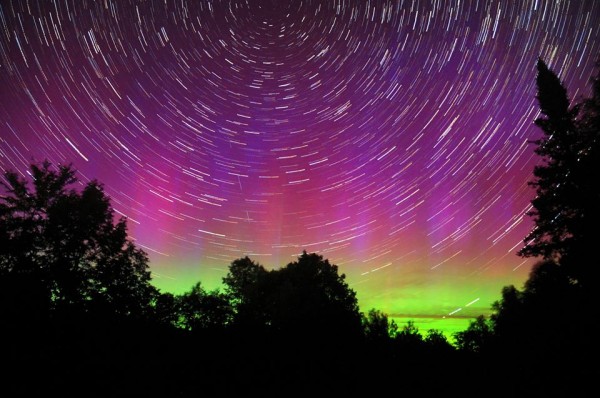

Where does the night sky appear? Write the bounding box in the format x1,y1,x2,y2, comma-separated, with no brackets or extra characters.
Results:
1,0,599,336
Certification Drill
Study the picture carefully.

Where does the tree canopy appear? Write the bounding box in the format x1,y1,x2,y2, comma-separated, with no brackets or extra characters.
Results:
0,161,156,324
453,58,600,396
2,56,598,396
519,58,600,288
222,250,363,340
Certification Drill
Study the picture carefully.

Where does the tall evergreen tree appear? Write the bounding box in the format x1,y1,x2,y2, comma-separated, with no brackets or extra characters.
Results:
519,58,600,287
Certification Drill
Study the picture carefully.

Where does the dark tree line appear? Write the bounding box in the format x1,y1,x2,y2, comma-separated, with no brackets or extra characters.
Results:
0,164,453,395
454,58,600,396
1,57,598,396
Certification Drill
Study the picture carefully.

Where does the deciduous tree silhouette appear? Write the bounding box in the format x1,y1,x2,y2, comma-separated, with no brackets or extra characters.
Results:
222,251,362,340
176,282,232,332
362,308,398,343
1,163,477,396
0,161,163,396
0,161,156,324
274,251,362,338
222,255,270,330
423,328,454,354
453,315,493,353
219,251,365,394
394,319,423,346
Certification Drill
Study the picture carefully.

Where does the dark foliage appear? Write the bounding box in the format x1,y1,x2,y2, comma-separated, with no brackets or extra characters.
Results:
0,161,156,324
456,58,600,397
0,161,455,394
519,58,600,289
0,161,163,396
2,57,599,396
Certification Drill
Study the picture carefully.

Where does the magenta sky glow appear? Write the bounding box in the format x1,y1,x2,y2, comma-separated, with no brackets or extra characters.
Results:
1,0,599,335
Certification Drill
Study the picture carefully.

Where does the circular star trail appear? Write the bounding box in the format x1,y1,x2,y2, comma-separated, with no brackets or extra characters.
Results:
1,0,599,334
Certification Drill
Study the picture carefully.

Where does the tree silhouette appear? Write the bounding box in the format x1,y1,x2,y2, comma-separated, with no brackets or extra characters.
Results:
0,163,482,395
152,291,180,327
222,255,270,330
454,58,600,396
488,284,525,342
273,251,362,337
0,161,166,396
362,308,398,342
453,315,493,353
222,251,362,340
423,328,454,353
519,58,600,288
394,319,423,346
176,282,232,331
218,251,366,394
0,161,156,324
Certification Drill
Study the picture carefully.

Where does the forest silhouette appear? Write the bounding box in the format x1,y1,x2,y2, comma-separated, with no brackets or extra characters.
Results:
1,58,598,396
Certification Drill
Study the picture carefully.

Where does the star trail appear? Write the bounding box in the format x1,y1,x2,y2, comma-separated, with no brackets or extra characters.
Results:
1,0,599,335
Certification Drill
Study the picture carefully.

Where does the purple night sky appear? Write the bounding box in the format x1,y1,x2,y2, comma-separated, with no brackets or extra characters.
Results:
1,0,599,335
